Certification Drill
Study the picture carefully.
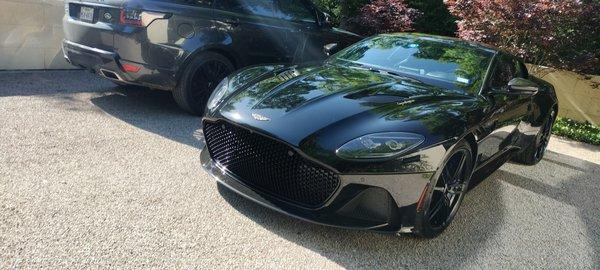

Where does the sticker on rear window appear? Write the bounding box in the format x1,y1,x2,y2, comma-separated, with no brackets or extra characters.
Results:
456,77,470,84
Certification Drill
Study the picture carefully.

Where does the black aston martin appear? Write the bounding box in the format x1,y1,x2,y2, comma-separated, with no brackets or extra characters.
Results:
200,33,558,237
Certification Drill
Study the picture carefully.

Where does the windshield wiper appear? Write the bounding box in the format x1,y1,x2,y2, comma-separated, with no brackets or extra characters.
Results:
366,67,425,85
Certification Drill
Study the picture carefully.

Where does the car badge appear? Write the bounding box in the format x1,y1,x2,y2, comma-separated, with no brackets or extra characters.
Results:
104,12,112,20
252,113,270,121
397,99,415,106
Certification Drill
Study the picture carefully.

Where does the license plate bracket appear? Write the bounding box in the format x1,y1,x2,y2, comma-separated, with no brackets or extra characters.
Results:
79,6,95,23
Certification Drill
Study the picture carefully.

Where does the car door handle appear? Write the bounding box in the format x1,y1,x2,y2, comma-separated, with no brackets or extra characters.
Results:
223,18,240,26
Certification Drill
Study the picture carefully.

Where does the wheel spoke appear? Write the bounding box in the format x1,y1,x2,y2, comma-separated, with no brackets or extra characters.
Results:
447,189,462,195
453,152,467,180
443,194,451,207
442,167,452,184
428,198,445,221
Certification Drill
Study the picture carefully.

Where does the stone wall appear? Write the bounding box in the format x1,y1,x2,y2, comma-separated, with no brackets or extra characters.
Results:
529,66,600,125
0,0,73,69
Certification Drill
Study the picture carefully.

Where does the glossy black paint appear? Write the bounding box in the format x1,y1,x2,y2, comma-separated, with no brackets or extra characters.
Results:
201,33,558,234
62,0,361,90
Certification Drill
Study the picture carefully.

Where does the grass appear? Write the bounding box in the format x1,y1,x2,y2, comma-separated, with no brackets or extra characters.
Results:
552,117,600,145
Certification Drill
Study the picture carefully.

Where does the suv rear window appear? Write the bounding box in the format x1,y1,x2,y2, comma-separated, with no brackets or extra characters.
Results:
274,0,315,22
215,0,275,17
157,0,213,7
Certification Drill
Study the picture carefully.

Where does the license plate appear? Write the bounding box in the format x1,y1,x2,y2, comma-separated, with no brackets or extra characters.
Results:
79,6,94,22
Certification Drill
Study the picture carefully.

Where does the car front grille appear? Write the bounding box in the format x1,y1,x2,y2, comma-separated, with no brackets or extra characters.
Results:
203,120,340,208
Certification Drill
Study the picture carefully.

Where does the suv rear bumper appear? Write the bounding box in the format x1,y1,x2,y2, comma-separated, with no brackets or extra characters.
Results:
62,39,177,90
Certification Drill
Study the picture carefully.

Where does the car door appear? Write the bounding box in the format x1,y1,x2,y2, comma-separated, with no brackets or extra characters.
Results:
477,54,532,165
272,0,332,64
213,0,291,65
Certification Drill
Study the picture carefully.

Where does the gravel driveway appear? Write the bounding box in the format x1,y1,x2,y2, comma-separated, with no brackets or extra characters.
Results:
1,70,599,269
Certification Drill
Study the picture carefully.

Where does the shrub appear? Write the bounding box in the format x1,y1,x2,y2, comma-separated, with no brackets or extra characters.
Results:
552,117,600,145
350,0,421,35
445,0,600,75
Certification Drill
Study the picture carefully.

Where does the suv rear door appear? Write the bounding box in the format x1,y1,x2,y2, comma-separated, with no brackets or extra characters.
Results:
213,0,291,65
272,0,326,63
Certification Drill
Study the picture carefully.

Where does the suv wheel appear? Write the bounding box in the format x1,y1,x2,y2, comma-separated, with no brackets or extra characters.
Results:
173,52,234,115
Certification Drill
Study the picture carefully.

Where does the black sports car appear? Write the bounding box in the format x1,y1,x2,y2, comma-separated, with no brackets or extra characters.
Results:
200,33,558,237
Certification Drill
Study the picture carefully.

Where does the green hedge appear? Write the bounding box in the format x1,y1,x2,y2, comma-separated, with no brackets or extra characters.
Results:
552,117,600,145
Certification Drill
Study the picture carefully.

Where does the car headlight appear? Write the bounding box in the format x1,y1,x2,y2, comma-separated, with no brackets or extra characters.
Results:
207,77,230,111
336,132,425,159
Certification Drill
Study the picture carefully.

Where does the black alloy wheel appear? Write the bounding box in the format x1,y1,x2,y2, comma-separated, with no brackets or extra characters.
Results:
534,110,555,161
415,140,473,237
512,109,557,165
173,52,234,115
189,59,232,112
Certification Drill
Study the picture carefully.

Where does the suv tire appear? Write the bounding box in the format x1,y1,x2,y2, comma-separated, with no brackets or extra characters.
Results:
173,52,234,115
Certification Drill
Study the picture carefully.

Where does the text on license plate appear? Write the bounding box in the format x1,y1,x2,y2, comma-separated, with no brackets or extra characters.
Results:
79,6,94,22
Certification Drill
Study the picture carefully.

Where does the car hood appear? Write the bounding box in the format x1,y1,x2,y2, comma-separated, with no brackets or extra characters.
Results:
214,64,481,150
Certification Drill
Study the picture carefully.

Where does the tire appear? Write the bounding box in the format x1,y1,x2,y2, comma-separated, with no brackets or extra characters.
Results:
414,139,474,238
512,109,556,165
173,52,235,116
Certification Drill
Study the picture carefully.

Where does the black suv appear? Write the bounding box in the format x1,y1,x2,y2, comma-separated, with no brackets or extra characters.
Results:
62,0,361,114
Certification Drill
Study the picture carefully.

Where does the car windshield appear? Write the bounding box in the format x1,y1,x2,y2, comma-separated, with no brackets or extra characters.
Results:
330,34,495,96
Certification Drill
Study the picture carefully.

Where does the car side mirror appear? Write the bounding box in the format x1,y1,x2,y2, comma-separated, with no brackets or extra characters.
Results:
323,43,338,56
508,78,539,94
317,12,332,27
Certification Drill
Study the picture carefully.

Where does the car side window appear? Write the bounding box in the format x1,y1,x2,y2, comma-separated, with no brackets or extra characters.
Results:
490,56,517,90
215,0,275,18
273,0,315,22
172,0,213,7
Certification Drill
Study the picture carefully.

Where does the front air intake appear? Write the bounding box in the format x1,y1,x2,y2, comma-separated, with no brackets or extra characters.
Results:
203,121,340,208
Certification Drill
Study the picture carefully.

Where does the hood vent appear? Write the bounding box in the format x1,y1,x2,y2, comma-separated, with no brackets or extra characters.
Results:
276,69,300,82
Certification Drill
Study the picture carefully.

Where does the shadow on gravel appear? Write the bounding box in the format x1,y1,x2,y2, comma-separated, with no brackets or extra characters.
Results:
218,161,506,269
219,150,600,269
502,151,600,269
91,86,205,149
0,70,115,97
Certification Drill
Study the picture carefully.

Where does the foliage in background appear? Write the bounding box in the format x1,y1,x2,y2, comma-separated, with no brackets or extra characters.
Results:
312,0,369,26
313,0,458,36
445,0,600,75
406,0,457,36
349,0,421,35
552,118,600,145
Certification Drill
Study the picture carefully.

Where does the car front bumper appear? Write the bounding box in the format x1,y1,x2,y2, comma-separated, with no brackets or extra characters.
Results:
200,148,434,234
62,40,176,90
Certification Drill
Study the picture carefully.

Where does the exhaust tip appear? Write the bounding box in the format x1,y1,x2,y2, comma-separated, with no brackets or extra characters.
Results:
100,69,123,81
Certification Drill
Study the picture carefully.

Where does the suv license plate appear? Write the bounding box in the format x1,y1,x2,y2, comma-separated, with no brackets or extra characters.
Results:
79,6,94,22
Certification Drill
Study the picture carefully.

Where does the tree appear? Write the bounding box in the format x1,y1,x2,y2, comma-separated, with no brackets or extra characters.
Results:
350,0,421,35
406,0,458,36
312,0,370,26
445,0,600,75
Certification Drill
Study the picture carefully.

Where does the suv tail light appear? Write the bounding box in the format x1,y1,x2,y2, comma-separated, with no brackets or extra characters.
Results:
120,9,143,26
121,63,141,73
